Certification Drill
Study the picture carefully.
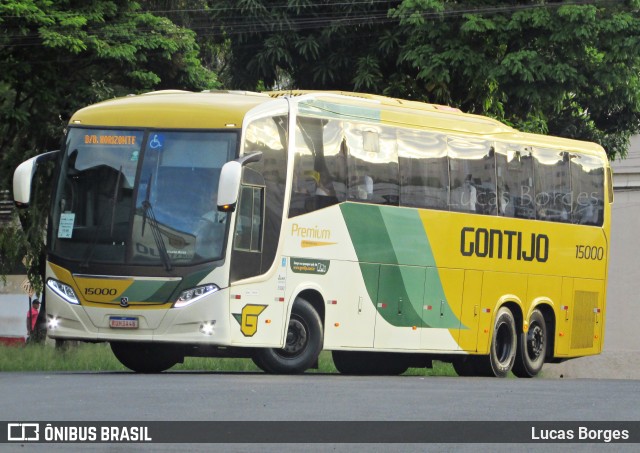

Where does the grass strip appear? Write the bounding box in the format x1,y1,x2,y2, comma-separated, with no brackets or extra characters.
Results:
0,342,456,376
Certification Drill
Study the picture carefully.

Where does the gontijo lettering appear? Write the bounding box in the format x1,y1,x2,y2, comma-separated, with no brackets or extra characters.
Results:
460,227,549,262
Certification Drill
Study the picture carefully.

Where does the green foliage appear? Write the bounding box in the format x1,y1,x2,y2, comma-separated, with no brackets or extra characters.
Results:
0,222,27,283
390,0,640,158
211,0,404,91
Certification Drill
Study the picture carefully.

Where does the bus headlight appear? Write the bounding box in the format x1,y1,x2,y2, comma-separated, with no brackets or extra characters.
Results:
174,284,219,308
199,321,216,335
48,316,60,330
47,279,80,305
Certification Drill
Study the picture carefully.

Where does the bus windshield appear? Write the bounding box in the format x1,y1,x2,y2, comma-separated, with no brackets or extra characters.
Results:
50,128,238,268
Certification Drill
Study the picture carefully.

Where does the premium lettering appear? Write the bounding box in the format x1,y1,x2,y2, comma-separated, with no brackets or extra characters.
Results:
460,227,549,262
291,223,331,239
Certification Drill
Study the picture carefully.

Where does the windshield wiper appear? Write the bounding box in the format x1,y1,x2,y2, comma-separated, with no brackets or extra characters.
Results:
141,199,173,272
141,173,151,237
110,166,122,237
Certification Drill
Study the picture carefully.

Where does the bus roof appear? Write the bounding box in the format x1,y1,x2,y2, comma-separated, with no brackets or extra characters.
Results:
69,89,607,160
69,90,274,129
275,90,607,159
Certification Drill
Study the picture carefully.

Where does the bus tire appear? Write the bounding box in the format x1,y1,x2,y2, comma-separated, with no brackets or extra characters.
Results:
452,356,478,376
332,351,409,375
254,298,323,374
476,306,517,377
251,351,271,373
513,309,547,378
110,342,182,373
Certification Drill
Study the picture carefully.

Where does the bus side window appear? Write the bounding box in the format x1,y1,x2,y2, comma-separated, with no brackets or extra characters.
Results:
533,148,571,222
495,144,534,219
448,137,495,214
398,130,448,210
570,153,605,226
345,123,399,205
234,185,263,252
289,117,346,217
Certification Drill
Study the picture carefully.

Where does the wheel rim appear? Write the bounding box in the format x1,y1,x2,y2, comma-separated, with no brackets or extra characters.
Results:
526,323,544,360
278,316,308,358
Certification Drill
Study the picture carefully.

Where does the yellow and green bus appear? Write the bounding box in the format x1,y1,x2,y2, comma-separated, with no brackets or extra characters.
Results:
13,90,612,377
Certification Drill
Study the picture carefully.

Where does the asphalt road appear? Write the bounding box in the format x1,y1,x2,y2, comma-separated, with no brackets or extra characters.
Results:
1,372,639,421
1,371,640,452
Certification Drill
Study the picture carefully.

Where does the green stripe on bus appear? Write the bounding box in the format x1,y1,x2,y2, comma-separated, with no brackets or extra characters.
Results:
340,203,398,264
341,203,463,329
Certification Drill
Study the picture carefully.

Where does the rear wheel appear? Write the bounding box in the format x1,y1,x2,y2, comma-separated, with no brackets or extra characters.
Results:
513,309,547,378
254,298,323,374
110,342,182,373
475,306,517,377
332,351,409,375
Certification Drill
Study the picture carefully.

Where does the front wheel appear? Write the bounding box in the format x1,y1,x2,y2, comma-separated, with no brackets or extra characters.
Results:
254,298,323,374
512,309,547,378
110,342,182,373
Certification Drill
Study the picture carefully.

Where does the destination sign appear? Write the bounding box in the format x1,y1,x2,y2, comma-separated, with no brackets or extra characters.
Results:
84,134,137,145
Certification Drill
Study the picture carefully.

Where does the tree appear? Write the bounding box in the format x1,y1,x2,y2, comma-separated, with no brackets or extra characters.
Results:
389,0,640,159
210,0,402,90
0,0,218,288
210,0,640,160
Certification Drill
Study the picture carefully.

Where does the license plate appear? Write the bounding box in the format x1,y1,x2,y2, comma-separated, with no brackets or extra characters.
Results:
109,316,139,329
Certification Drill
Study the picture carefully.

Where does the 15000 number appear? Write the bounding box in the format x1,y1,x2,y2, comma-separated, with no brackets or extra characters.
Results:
84,288,118,296
575,245,604,260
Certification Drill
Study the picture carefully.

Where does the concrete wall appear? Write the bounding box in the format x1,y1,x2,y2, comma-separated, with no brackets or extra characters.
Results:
0,275,32,341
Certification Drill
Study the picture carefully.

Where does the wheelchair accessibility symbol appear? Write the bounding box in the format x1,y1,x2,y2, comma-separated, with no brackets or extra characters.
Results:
149,134,163,149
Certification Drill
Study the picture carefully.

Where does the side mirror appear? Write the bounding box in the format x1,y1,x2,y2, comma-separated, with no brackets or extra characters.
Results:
13,151,59,208
217,152,262,212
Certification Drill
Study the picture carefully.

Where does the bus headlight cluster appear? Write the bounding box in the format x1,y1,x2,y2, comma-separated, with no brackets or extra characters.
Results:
47,279,79,305
174,284,219,308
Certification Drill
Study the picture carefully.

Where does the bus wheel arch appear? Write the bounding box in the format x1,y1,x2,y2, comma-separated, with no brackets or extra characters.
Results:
252,294,324,374
537,303,556,361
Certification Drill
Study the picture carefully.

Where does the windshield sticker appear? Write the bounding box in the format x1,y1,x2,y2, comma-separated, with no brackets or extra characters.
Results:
58,213,75,238
84,134,137,145
290,258,329,275
148,134,164,149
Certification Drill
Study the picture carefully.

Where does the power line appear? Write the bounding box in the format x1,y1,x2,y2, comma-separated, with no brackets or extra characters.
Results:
0,0,633,49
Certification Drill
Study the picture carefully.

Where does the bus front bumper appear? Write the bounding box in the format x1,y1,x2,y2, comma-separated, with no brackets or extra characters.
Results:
45,286,232,344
